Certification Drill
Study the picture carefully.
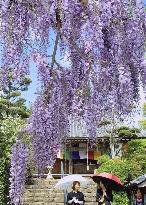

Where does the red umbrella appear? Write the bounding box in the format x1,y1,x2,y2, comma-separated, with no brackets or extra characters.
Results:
92,172,124,192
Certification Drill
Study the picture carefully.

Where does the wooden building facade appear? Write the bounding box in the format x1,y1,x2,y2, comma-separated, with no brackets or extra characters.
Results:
52,137,124,175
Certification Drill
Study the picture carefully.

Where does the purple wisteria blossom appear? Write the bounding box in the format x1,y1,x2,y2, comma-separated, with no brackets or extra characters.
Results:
9,139,29,205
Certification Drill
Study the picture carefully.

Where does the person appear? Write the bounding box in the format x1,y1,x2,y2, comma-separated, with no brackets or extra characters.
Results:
96,180,113,205
67,181,85,205
128,190,136,205
136,189,143,205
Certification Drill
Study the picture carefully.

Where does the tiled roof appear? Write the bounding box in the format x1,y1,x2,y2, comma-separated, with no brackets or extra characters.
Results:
130,174,146,186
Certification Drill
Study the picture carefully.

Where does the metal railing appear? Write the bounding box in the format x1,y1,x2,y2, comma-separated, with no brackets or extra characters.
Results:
32,173,93,178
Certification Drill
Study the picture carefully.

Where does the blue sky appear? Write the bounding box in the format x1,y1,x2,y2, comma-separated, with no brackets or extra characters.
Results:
21,30,58,107
21,62,38,107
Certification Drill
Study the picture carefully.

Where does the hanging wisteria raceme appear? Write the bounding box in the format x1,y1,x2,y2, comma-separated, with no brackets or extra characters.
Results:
32,52,51,90
28,96,59,171
27,58,70,171
28,95,69,171
0,0,145,120
88,0,146,117
59,0,145,121
9,138,29,205
0,0,30,87
133,0,146,85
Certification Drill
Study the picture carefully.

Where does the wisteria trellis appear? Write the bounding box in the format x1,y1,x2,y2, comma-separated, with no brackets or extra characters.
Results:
0,0,145,204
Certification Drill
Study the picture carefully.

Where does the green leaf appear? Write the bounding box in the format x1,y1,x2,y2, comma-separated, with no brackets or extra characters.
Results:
97,119,111,127
118,130,132,138
10,91,21,97
22,76,32,85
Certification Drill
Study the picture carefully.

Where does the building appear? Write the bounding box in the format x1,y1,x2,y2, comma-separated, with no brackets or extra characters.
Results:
51,117,145,176
128,174,146,205
52,117,115,175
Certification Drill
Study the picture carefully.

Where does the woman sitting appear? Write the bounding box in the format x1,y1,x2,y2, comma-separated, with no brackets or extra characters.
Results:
67,181,85,205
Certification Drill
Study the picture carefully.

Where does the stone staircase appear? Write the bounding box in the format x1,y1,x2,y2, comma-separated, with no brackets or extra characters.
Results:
22,178,97,205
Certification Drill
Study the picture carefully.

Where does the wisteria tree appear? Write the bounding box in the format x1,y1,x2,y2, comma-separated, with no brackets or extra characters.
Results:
0,0,145,204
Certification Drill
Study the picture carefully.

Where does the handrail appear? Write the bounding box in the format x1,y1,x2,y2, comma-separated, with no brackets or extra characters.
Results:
32,173,93,177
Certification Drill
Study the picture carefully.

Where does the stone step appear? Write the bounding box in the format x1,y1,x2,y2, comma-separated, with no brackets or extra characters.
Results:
23,197,64,203
25,181,95,188
23,203,97,204
23,178,97,205
23,196,97,204
22,202,64,205
24,184,96,190
23,193,64,199
22,200,97,205
27,179,94,186
23,196,96,201
23,191,96,197
22,202,98,205
26,179,58,187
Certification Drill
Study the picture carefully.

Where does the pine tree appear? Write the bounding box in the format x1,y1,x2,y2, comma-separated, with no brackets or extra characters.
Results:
139,103,146,129
0,73,32,119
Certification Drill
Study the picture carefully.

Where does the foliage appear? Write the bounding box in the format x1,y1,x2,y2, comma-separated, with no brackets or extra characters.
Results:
118,130,133,138
139,118,146,130
0,117,26,205
112,192,129,205
113,126,140,139
97,119,111,127
0,158,10,205
96,158,138,183
143,103,146,116
123,140,146,176
139,103,146,129
0,73,31,119
124,139,146,159
115,126,129,131
104,141,146,178
0,117,26,158
97,155,110,165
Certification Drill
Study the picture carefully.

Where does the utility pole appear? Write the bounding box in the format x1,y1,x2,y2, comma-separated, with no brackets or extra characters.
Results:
110,107,115,159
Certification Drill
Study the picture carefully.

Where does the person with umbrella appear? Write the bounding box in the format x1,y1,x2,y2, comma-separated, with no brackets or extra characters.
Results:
55,174,91,205
67,181,85,205
92,172,124,205
96,180,113,205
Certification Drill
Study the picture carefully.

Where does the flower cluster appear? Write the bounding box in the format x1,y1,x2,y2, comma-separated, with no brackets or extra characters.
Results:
9,139,29,205
27,64,70,171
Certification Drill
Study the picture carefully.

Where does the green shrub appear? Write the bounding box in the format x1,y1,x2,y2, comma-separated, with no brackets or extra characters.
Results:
113,192,129,205
97,155,110,165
